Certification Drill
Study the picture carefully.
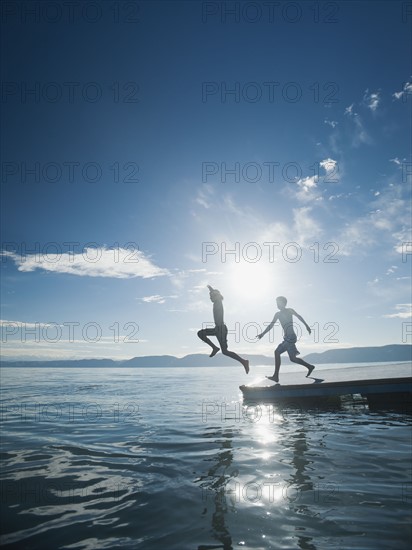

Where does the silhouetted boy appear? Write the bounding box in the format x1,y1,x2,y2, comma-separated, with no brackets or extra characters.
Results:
197,285,249,374
257,296,315,383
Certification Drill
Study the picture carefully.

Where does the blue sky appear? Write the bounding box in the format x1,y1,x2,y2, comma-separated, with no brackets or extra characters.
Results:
1,0,411,361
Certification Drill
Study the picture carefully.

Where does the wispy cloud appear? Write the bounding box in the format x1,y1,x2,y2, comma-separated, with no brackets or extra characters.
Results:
393,79,412,100
352,115,372,146
141,295,166,304
260,206,322,248
328,192,354,201
389,157,408,173
336,182,411,256
1,247,170,279
195,184,215,209
141,294,177,304
382,303,412,319
292,206,323,246
344,98,372,146
324,119,338,128
344,103,356,116
295,175,319,200
393,228,412,256
338,217,378,255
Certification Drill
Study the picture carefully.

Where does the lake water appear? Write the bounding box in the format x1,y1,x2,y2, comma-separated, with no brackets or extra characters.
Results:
1,364,411,549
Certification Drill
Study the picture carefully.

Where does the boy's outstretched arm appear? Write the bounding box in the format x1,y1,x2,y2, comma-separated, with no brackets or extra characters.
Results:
257,314,278,339
291,309,311,334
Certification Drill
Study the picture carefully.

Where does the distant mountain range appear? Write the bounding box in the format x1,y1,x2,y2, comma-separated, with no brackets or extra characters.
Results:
1,345,411,367
304,345,411,364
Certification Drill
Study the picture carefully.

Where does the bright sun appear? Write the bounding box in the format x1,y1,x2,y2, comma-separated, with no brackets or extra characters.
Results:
227,261,276,302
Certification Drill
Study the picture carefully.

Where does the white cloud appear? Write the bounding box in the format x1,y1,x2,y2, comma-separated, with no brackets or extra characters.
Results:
393,80,412,100
344,103,355,116
141,294,177,304
142,295,165,303
297,175,318,190
324,119,338,128
1,247,170,279
363,89,380,112
394,229,412,256
328,192,353,201
389,157,407,171
320,158,338,177
294,175,319,202
382,304,412,319
293,158,338,202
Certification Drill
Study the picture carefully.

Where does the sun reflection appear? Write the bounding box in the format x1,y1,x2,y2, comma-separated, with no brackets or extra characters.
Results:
255,422,278,445
244,403,282,449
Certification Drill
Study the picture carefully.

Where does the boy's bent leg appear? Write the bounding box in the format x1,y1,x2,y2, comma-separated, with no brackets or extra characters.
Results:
197,329,220,357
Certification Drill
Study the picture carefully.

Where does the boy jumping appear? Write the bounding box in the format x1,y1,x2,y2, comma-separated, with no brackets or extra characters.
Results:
257,296,315,383
197,285,250,374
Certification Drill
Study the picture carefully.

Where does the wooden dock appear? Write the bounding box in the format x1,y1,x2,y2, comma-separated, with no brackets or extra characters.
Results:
239,362,412,411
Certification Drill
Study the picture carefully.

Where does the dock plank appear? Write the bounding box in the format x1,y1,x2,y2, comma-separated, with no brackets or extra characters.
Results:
240,362,412,402
247,362,411,386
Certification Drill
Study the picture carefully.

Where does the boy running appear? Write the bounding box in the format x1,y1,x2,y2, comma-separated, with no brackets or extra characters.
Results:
257,296,315,383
